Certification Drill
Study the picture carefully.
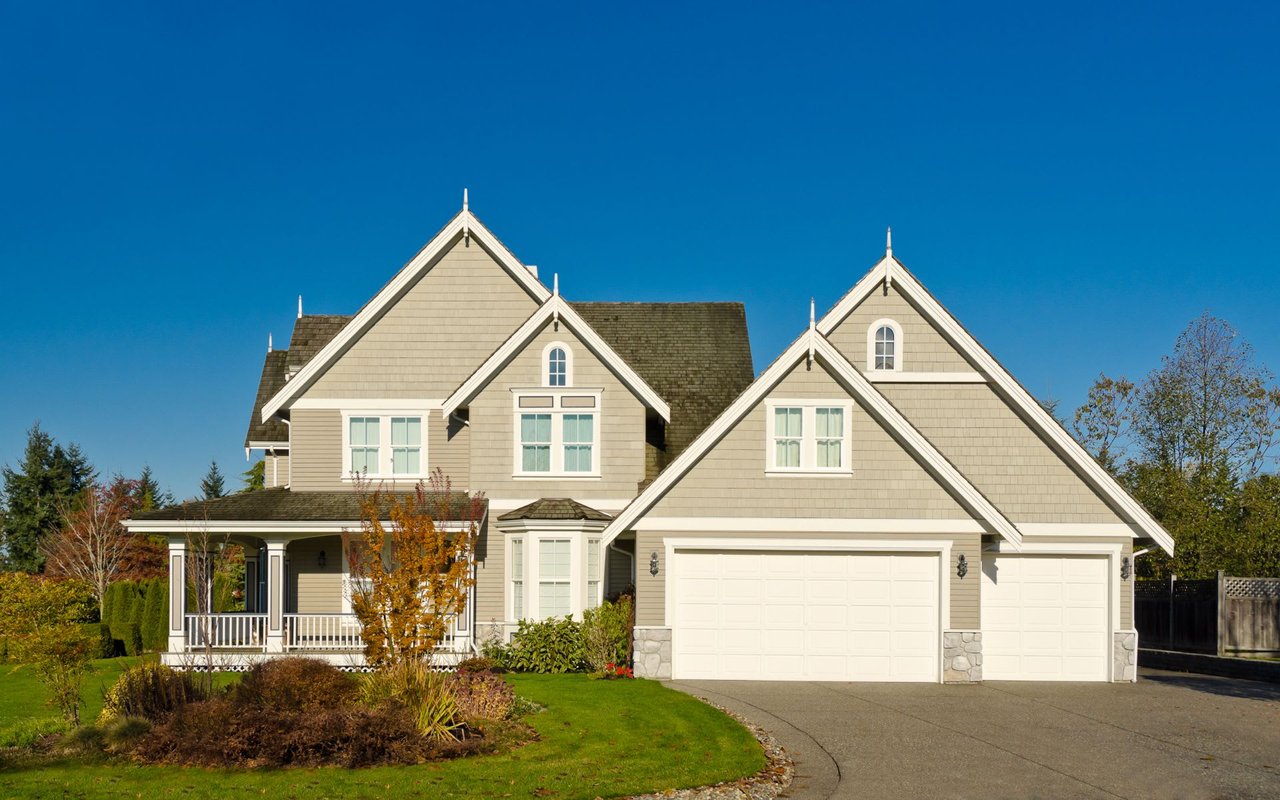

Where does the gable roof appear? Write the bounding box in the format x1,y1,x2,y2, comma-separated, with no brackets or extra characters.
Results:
259,208,550,423
818,254,1175,556
441,295,673,421
575,302,753,461
244,315,353,448
126,487,483,525
600,325,1025,548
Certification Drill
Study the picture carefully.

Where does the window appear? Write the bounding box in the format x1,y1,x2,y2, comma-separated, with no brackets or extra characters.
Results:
349,417,379,475
773,407,803,468
548,347,567,386
390,417,421,475
587,538,601,610
538,539,571,618
520,414,552,472
563,414,594,472
867,319,903,371
766,401,853,474
511,538,525,619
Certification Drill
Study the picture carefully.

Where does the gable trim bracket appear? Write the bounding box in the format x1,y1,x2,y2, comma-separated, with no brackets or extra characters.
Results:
442,295,671,422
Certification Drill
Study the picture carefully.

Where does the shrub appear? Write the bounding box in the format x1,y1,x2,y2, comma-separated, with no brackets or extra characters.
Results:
234,657,356,713
100,662,206,724
358,660,463,742
455,655,504,674
80,623,115,659
446,670,514,722
56,723,106,757
492,617,585,673
0,717,69,748
102,716,152,754
582,596,632,672
140,579,168,652
110,622,143,656
0,573,98,725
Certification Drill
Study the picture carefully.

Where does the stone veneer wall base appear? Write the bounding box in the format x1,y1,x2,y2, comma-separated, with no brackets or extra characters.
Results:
634,626,672,679
943,630,983,683
1113,630,1137,682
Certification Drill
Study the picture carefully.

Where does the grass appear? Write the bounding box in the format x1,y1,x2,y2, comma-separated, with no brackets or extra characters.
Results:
0,664,764,799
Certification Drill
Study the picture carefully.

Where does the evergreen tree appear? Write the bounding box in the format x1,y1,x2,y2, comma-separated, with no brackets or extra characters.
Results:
241,459,265,492
200,460,226,500
136,465,175,511
0,423,96,572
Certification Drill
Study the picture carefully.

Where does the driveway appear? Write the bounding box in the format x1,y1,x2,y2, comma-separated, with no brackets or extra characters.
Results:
669,669,1280,800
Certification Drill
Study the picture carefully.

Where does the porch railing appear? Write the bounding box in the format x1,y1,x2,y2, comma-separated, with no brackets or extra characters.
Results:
284,613,363,651
184,613,267,650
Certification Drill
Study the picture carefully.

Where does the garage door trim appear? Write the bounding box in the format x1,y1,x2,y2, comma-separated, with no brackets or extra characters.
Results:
666,537,953,682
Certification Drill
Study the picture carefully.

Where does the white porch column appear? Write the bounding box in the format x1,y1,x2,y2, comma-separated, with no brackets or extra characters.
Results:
167,539,187,653
265,539,287,653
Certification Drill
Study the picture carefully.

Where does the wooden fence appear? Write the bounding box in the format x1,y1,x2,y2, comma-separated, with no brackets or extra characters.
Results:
1135,572,1280,656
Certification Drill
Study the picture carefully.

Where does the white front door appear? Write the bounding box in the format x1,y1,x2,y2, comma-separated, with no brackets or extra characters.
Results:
981,554,1109,681
671,550,940,682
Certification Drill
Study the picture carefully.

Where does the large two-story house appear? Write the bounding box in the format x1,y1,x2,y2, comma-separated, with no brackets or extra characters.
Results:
127,198,1173,683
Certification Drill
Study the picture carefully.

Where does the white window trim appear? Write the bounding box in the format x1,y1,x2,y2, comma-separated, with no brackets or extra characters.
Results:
340,410,430,482
764,399,854,477
509,536,525,621
511,389,604,479
542,341,574,387
867,318,904,372
504,530,602,621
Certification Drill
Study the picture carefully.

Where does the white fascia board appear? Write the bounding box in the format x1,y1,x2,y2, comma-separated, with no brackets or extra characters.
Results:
123,520,475,535
442,296,671,421
811,335,1023,549
866,372,985,383
291,398,445,410
494,518,610,533
487,497,633,513
1017,523,1139,538
247,441,290,450
260,210,550,423
632,517,986,534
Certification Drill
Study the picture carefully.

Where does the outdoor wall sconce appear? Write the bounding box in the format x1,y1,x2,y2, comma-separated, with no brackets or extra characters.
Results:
318,550,327,569
956,554,968,579
649,552,659,577
1120,556,1131,581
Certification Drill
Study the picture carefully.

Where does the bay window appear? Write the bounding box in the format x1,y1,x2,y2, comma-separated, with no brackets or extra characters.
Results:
538,539,571,618
505,531,606,621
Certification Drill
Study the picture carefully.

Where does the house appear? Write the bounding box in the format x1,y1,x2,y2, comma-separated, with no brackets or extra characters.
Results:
126,199,1173,682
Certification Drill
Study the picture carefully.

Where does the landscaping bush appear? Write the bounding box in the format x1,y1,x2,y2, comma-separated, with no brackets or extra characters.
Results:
234,657,357,713
140,579,167,651
455,655,504,674
582,595,632,672
102,716,152,754
110,622,143,656
99,662,207,724
489,617,585,673
80,623,116,659
358,660,462,742
446,669,514,722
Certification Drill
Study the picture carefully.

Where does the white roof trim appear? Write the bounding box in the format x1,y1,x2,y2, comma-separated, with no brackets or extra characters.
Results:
260,210,550,423
816,256,1175,556
442,296,671,421
601,327,1022,549
123,520,475,535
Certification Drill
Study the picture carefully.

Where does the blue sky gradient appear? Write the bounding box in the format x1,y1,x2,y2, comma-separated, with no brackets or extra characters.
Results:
1,2,1277,498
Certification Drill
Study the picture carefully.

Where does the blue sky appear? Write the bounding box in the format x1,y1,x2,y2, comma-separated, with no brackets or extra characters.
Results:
1,2,1277,499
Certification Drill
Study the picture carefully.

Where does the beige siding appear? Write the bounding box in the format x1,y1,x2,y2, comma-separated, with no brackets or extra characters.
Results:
648,360,973,519
1121,539,1133,629
288,536,343,613
266,454,290,488
468,321,647,501
880,384,1125,524
290,408,470,491
828,281,973,372
474,521,505,625
303,235,540,399
635,531,980,629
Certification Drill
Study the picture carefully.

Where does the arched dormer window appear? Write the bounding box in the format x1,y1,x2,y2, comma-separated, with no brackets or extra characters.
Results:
543,342,572,387
867,319,903,371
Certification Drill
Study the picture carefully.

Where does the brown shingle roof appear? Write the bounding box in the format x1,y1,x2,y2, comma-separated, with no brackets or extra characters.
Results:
132,488,483,522
497,498,613,522
244,315,353,447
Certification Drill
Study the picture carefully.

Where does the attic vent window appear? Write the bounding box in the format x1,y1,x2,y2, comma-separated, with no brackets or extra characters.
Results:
867,319,903,372
548,348,567,386
875,326,896,369
543,342,573,387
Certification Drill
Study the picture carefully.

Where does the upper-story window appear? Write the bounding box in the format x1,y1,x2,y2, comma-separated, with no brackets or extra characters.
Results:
867,319,903,372
765,400,853,475
343,413,426,479
543,342,573,387
513,389,602,478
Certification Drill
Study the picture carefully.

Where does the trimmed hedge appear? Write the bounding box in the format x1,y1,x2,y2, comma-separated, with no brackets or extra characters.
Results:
102,579,169,653
111,623,143,656
81,623,116,659
140,580,167,652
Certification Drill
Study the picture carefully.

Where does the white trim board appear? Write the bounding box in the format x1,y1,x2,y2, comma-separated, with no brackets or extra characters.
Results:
124,520,476,535
816,255,1175,556
600,326,1023,549
632,517,986,533
442,295,670,421
261,209,550,423
865,372,985,383
292,398,445,410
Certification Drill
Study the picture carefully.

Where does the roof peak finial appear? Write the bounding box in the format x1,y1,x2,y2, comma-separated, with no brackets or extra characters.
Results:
463,187,469,212
268,332,273,353
886,226,893,257
297,295,303,319
807,297,816,366
553,272,559,297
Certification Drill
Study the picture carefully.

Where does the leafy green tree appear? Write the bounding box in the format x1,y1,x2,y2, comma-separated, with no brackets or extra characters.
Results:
241,459,265,492
0,423,96,572
200,461,226,500
0,573,97,725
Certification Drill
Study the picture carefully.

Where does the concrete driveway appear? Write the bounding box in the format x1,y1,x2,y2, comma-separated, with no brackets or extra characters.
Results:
669,670,1280,800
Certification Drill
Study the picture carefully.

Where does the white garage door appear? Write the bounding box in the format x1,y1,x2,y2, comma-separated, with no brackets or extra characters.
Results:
672,550,940,682
981,555,1109,681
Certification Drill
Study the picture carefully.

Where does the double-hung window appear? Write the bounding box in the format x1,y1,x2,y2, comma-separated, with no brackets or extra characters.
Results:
344,414,426,479
510,538,525,620
349,417,380,476
563,414,594,473
391,417,422,475
587,538,601,610
766,401,853,474
520,414,552,473
538,539,571,618
513,390,602,477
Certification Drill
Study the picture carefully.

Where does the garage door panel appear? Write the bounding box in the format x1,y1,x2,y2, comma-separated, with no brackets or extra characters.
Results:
982,555,1109,681
674,550,939,682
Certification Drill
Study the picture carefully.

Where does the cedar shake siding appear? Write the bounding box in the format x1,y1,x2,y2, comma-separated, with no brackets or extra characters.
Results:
827,282,973,373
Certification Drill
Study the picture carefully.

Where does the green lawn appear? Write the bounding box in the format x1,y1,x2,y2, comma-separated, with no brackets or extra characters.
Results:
0,662,764,799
